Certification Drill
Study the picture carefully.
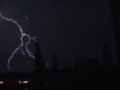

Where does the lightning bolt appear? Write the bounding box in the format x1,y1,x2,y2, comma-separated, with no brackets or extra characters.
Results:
0,13,37,70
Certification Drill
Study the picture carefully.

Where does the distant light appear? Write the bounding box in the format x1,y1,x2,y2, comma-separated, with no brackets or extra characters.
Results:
0,81,4,84
19,80,29,84
19,81,22,84
23,81,29,84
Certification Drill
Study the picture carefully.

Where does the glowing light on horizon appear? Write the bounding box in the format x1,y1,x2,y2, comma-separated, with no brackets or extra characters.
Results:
19,80,29,84
0,13,37,70
0,81,4,84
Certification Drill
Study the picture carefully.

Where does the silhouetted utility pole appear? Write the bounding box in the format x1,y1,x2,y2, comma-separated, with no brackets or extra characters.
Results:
35,42,45,72
110,0,120,66
34,42,45,90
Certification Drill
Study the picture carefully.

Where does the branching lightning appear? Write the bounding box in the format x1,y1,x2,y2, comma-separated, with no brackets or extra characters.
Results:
0,13,37,70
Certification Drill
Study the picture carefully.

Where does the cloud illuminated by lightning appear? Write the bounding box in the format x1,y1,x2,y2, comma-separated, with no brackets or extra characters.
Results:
0,13,37,70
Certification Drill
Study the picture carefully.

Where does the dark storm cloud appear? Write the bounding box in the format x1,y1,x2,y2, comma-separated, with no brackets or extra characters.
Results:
28,0,117,66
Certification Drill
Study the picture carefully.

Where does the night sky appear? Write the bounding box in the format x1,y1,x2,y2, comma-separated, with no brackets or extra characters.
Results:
0,0,118,73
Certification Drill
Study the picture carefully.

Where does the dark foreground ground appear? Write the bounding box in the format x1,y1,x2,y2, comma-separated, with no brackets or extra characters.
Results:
0,68,120,90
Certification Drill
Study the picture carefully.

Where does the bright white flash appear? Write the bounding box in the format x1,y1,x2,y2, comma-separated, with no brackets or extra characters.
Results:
0,13,37,70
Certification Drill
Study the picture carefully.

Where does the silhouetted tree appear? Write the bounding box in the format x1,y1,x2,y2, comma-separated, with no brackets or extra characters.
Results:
51,52,59,89
84,58,99,68
74,57,84,70
102,45,113,68
110,0,120,66
52,52,58,71
33,42,45,90
35,42,45,72
74,60,80,70
64,58,69,70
